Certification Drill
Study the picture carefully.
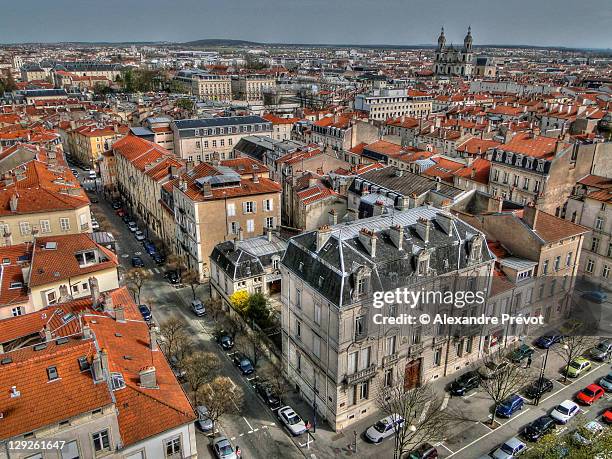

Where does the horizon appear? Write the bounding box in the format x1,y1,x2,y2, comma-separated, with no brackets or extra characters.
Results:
1,0,611,49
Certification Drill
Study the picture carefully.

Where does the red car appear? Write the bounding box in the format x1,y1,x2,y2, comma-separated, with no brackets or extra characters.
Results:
603,409,612,424
576,384,605,405
116,208,126,217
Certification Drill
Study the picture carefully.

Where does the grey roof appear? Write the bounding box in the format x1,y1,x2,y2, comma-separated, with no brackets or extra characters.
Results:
211,235,287,281
173,116,270,130
21,89,68,98
282,206,493,307
129,127,155,137
350,166,465,201
234,136,306,162
499,257,538,271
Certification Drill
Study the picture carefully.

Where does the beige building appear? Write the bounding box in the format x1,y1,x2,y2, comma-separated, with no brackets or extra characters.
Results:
231,74,276,102
67,122,128,168
172,116,272,162
280,208,493,430
354,88,432,121
171,162,281,279
175,69,232,100
0,160,92,247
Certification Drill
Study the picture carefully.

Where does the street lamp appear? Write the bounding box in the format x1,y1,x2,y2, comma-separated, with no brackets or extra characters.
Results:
561,343,570,383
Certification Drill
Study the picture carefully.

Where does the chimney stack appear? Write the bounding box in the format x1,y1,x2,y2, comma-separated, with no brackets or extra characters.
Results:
389,224,404,251
114,306,125,322
103,293,114,314
523,203,539,229
316,225,333,252
252,173,259,183
328,209,338,225
358,228,377,257
150,327,158,352
92,351,106,382
139,366,157,389
416,217,431,244
89,277,100,307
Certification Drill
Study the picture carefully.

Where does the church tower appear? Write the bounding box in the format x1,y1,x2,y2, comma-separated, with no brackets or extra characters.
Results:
463,26,473,52
434,26,474,78
437,27,446,51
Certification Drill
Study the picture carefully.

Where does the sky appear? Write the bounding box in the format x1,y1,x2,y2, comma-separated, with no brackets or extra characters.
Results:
1,0,611,48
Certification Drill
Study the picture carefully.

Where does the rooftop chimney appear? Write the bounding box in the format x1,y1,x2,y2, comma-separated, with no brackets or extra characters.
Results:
358,228,377,257
415,217,431,244
316,225,333,252
92,351,106,382
103,293,114,314
328,209,338,225
114,306,125,322
139,366,157,389
523,203,539,229
10,386,20,398
83,324,93,340
389,224,404,251
89,277,100,307
238,227,244,241
9,194,18,212
252,173,259,183
150,326,158,352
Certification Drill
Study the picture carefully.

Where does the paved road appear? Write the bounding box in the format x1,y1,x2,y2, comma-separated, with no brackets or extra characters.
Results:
87,186,305,459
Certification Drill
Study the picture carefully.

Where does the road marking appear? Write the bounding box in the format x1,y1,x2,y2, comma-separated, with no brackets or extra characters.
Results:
239,433,244,437
436,443,454,454
253,428,259,432
121,254,130,258
154,268,160,274
243,417,254,431
230,437,235,441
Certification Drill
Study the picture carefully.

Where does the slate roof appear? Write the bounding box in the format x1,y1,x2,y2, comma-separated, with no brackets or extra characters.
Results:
173,116,270,130
282,206,493,307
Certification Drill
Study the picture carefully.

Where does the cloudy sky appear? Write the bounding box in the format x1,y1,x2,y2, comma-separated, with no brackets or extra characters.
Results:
2,0,610,48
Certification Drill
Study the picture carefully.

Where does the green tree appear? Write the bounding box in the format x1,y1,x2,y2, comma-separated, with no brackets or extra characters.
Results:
246,292,272,329
176,98,194,111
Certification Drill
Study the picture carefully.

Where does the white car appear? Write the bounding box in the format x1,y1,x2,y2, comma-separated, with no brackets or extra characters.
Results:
134,230,145,241
88,170,97,179
491,437,526,459
91,220,100,231
277,406,307,436
550,400,580,424
600,371,612,391
572,420,605,446
365,414,405,443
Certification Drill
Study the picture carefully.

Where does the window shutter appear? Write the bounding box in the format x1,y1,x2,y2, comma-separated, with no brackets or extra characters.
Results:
242,202,247,214
253,202,257,213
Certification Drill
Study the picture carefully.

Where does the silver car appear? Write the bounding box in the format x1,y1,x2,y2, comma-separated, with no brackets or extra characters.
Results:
196,405,213,432
491,437,526,459
600,371,612,391
589,340,612,361
278,405,307,436
212,436,237,459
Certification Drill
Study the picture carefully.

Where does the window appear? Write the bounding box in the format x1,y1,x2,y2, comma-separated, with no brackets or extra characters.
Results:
386,335,397,355
314,302,321,325
586,259,594,273
272,258,280,270
244,201,255,213
542,260,549,275
203,141,209,148
608,243,612,258
603,265,610,279
264,199,273,211
40,220,51,234
554,256,561,271
357,381,369,401
493,169,499,181
502,171,509,184
195,141,201,149
47,366,59,381
592,237,600,253
92,430,110,454
246,219,254,232
523,177,530,190
466,336,473,354
513,175,519,187
433,348,442,366
227,203,236,216
595,216,604,230
11,306,25,316
220,139,225,147
456,340,464,357
265,216,274,228
534,181,540,193
46,290,57,305
60,218,70,232
566,252,572,267
165,437,181,458
212,140,217,148
295,289,301,308
357,277,366,295
75,250,96,266
355,315,365,338
296,352,301,372
60,440,80,459
228,138,233,146
296,320,301,339
313,335,321,358
230,221,239,234
19,221,31,236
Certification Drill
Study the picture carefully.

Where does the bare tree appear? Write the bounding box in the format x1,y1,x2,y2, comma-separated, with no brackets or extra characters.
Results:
376,369,456,458
207,297,224,321
166,254,186,279
184,351,221,405
236,330,265,367
197,376,243,431
159,316,193,370
553,322,597,382
181,269,201,300
479,352,530,426
125,267,152,304
261,361,287,401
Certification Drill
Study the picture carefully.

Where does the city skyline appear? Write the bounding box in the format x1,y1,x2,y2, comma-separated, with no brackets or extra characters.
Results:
2,0,611,49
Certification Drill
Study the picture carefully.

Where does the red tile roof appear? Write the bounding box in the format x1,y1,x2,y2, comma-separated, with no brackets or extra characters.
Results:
453,158,491,185
0,243,30,308
422,157,464,183
498,133,569,159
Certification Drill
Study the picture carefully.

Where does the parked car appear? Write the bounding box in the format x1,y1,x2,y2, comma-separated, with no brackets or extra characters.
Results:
121,213,131,223
127,221,138,232
565,357,592,378
524,378,554,400
449,371,480,396
603,408,612,424
582,290,608,304
571,420,605,446
111,201,122,210
232,353,254,375
168,355,186,380
550,400,580,424
88,194,99,204
191,300,206,317
534,333,562,349
496,394,524,418
277,406,307,436
522,415,556,442
131,256,144,268
509,344,534,364
599,372,612,391
166,270,179,284
480,360,509,379
217,334,234,350
152,253,165,265
143,242,157,255
408,443,438,459
365,414,405,443
491,437,526,459
211,436,237,459
576,384,605,405
134,230,146,242
195,405,213,432
589,339,612,361
255,381,281,409
88,170,97,179
91,220,100,231
138,304,152,322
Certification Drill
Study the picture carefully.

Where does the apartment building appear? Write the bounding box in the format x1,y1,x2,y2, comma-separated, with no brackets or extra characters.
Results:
170,162,281,279
280,207,493,430
231,74,276,102
67,123,128,167
262,113,300,141
174,69,232,100
354,88,432,121
172,116,272,162
210,230,287,308
0,287,197,459
309,117,379,152
0,160,92,246
113,134,184,251
564,174,612,279
143,116,175,153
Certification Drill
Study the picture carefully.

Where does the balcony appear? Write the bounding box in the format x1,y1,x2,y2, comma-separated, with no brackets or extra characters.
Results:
346,364,376,385
407,343,424,358
382,353,400,367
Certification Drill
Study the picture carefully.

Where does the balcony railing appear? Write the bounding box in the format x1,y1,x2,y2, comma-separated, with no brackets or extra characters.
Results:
407,343,424,358
382,353,399,367
346,364,376,385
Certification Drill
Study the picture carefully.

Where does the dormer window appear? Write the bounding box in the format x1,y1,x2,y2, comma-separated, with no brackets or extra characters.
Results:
75,250,97,267
505,153,513,164
352,266,371,299
536,160,545,172
416,251,430,276
525,157,534,169
495,151,503,162
110,372,126,391
469,235,483,262
514,154,523,167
